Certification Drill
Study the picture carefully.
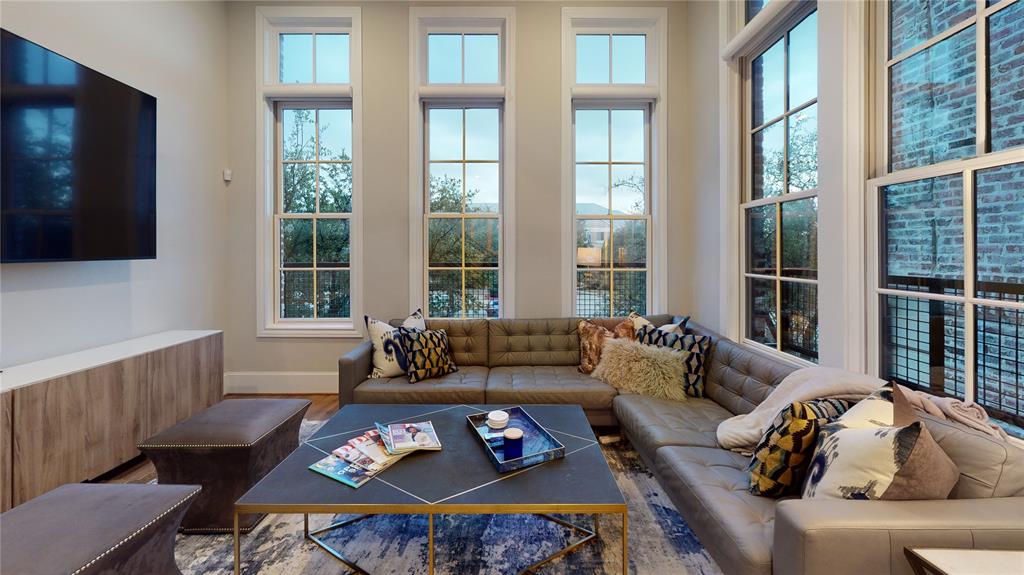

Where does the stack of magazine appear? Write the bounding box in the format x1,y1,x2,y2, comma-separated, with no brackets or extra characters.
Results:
309,421,442,488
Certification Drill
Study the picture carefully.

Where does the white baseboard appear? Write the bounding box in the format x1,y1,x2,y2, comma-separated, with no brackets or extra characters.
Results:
224,371,337,394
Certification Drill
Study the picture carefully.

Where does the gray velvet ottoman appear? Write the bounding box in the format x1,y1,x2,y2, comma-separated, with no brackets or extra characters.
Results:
0,483,200,575
138,398,311,533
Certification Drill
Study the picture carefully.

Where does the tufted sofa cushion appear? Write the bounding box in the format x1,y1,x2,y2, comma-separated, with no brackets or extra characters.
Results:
613,394,734,465
486,366,617,409
656,446,776,575
689,322,795,415
487,319,581,367
353,365,488,404
389,318,489,367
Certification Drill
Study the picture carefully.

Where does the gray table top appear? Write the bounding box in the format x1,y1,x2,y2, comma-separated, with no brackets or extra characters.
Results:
235,404,625,514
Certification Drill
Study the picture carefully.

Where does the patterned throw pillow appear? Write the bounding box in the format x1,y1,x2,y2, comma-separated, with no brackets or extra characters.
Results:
399,328,458,383
364,309,425,378
635,324,711,398
578,319,636,374
628,311,688,335
747,398,852,497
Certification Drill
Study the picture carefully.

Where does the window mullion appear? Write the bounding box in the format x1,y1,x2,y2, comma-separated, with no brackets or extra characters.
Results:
963,168,977,403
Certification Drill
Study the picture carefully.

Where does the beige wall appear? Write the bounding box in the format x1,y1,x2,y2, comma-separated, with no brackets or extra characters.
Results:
0,1,229,367
222,1,722,388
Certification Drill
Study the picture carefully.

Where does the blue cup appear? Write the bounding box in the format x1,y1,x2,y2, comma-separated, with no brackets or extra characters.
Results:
503,427,524,459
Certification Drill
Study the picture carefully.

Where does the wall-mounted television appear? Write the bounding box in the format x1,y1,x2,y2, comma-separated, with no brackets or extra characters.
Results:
1,29,156,263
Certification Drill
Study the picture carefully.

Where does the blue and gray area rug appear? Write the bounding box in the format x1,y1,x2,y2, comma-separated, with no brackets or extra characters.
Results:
173,420,721,574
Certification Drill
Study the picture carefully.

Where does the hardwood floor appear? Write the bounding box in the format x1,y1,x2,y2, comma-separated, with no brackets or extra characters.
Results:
99,394,339,485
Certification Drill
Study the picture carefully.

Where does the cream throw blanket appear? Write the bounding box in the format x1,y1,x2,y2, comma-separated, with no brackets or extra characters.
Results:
716,367,886,450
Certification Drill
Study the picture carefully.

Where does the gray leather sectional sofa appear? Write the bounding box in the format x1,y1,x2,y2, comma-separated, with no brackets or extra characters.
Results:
339,316,1024,575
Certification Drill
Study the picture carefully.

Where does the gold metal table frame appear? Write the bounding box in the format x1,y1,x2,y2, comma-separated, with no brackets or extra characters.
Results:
233,503,628,575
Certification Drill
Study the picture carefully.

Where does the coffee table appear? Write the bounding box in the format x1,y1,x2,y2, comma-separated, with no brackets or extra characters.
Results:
233,404,627,574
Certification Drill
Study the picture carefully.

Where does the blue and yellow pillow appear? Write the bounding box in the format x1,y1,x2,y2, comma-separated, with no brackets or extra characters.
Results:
399,328,458,383
747,398,852,497
635,324,711,398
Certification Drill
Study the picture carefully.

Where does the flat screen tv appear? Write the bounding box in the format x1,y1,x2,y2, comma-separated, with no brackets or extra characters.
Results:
1,29,156,263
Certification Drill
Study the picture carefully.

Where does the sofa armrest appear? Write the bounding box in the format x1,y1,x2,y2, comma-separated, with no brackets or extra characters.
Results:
773,497,1024,575
338,341,373,406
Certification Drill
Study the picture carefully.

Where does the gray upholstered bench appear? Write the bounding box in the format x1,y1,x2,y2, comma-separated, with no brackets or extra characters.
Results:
138,398,310,533
0,483,200,575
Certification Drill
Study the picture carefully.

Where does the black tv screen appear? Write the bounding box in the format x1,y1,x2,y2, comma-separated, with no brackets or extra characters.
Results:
1,29,156,263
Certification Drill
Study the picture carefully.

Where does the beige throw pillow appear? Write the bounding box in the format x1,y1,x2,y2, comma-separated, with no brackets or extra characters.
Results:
592,339,688,401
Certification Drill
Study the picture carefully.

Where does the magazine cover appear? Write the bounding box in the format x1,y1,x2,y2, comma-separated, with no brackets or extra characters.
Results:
309,454,373,489
349,431,390,465
388,421,442,452
375,422,398,454
332,444,381,472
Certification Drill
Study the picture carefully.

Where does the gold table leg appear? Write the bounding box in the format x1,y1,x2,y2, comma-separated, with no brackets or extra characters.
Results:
304,514,374,574
622,511,629,575
233,512,240,575
428,514,435,575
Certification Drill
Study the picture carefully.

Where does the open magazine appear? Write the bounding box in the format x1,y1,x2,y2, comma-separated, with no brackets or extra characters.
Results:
309,421,442,489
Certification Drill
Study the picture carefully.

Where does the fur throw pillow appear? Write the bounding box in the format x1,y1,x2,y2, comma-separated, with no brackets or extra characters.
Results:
578,319,636,374
592,339,688,401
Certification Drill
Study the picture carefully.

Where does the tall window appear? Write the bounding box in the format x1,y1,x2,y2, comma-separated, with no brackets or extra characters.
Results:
574,107,649,316
276,104,352,319
425,106,501,318
564,8,666,317
411,8,513,318
742,10,819,362
873,0,1023,431
256,7,360,336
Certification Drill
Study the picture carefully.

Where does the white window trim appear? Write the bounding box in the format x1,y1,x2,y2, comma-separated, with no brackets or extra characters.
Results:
560,7,668,316
254,6,363,338
408,6,516,318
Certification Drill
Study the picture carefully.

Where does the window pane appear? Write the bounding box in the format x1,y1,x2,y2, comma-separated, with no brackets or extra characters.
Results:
889,0,975,58
318,109,352,161
788,12,817,108
428,34,461,83
752,121,784,200
465,108,499,161
989,1,1024,152
781,197,818,279
787,104,818,192
576,35,610,84
319,164,352,213
577,270,611,316
428,269,462,318
429,163,463,213
890,26,976,171
746,0,769,24
282,109,315,161
315,34,349,83
428,218,462,267
465,218,499,267
612,220,646,268
281,271,314,318
429,109,463,161
465,269,499,318
747,205,776,275
752,39,785,127
280,219,313,267
279,34,313,83
576,219,610,268
465,163,499,213
575,164,609,214
976,305,1024,425
882,294,966,398
613,271,647,316
975,162,1024,299
611,35,645,84
781,281,818,362
882,175,964,291
575,109,609,162
611,109,644,162
747,277,777,346
317,270,350,318
316,219,349,267
464,34,499,83
282,164,315,213
611,165,645,215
